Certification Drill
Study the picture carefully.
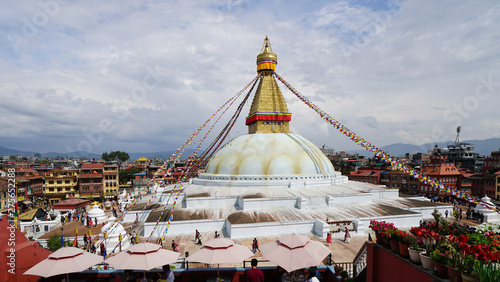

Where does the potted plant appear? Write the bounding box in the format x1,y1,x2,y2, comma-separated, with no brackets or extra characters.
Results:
398,230,412,258
430,249,448,277
334,265,343,276
407,234,422,264
388,228,401,253
474,260,500,282
340,270,349,282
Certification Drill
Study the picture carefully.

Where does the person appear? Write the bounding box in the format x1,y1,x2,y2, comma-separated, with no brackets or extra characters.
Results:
159,264,174,282
197,233,202,245
171,240,177,252
214,231,219,238
309,266,321,282
135,213,139,223
83,234,88,249
89,218,93,228
269,266,285,282
326,232,331,246
344,227,351,243
445,210,449,218
100,242,106,259
305,270,319,282
195,229,200,241
95,217,98,227
246,258,264,282
255,238,260,252
252,238,257,254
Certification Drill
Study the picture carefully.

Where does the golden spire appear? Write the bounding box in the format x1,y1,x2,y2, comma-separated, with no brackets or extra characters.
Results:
256,36,278,72
246,37,291,134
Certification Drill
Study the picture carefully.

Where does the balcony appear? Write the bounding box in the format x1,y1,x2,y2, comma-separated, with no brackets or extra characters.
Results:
79,173,103,178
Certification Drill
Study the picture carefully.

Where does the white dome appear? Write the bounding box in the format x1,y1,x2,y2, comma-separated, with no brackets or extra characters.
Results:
205,133,335,176
87,205,107,223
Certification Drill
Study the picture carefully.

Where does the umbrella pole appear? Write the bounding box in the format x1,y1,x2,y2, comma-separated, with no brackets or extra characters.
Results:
218,264,220,281
67,272,69,282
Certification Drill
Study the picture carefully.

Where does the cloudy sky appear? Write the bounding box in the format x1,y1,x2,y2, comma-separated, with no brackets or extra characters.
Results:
1,0,499,155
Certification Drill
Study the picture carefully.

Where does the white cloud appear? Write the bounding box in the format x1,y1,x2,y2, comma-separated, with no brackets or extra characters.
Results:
0,0,499,156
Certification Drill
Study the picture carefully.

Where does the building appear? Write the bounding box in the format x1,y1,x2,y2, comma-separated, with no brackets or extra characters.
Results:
468,173,497,199
482,149,500,173
78,163,104,199
43,169,79,205
495,171,500,201
135,157,150,166
441,142,479,170
348,167,384,185
103,164,119,196
419,155,460,196
389,170,420,194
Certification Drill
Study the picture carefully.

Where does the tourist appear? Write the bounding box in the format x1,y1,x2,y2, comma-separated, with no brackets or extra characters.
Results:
197,234,203,245
171,240,177,252
326,232,331,246
252,238,257,253
246,258,264,282
309,266,321,281
445,210,449,218
135,213,139,223
89,218,93,228
83,234,88,249
255,238,260,252
344,227,351,243
95,217,98,227
195,229,200,241
214,231,220,238
100,242,106,259
160,264,174,282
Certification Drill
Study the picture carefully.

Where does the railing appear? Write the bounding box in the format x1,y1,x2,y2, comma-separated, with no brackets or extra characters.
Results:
352,241,368,278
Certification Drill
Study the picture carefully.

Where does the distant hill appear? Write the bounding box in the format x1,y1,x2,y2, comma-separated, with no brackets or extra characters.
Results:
0,145,197,161
349,138,500,157
0,146,38,157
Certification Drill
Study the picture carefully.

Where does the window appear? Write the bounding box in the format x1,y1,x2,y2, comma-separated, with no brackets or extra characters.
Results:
57,180,62,184
49,181,54,184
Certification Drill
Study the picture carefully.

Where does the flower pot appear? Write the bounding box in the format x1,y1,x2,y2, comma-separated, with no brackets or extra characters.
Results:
461,272,479,282
420,253,434,270
375,232,383,244
390,239,400,253
434,262,448,277
408,248,421,264
399,242,410,258
447,266,462,282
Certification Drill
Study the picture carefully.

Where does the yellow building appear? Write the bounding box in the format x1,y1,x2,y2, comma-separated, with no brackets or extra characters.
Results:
135,157,149,166
43,169,79,205
103,164,119,196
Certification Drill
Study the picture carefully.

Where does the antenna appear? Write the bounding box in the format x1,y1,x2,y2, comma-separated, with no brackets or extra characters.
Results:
454,126,461,146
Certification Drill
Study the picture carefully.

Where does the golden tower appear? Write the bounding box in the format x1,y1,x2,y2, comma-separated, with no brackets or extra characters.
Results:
245,36,291,134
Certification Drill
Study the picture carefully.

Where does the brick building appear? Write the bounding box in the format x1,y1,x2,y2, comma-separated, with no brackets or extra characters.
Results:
79,163,104,199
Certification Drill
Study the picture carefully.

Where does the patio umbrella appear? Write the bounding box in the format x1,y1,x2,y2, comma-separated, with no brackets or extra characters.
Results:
261,234,331,273
186,238,253,279
24,246,103,281
105,242,180,270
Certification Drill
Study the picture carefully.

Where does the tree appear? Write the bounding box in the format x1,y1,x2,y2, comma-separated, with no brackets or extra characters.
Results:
46,233,74,251
102,151,129,162
119,167,142,184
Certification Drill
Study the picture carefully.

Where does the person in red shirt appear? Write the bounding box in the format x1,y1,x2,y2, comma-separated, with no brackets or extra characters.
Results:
246,258,264,282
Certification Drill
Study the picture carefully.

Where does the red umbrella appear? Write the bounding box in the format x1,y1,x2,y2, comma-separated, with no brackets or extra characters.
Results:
261,234,331,272
24,247,103,281
186,238,253,279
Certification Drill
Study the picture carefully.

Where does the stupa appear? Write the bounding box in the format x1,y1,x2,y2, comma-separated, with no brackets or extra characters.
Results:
96,216,131,254
142,37,452,239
